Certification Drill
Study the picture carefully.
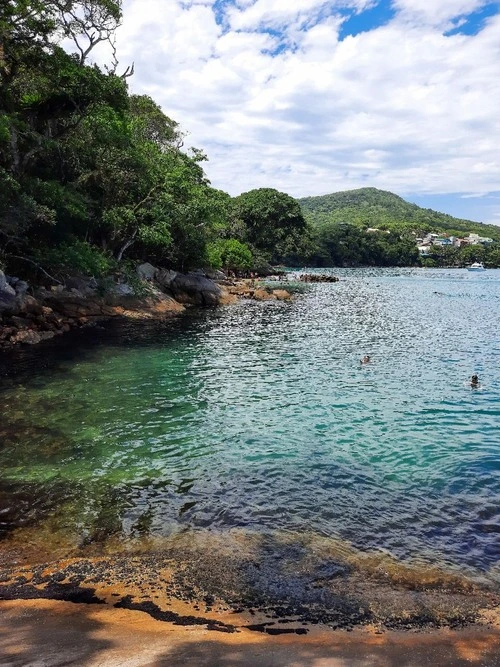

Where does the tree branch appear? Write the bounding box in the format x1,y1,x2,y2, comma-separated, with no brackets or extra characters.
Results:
9,255,63,284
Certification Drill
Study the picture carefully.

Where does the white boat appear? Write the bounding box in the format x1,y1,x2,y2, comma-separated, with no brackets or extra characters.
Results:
467,262,486,272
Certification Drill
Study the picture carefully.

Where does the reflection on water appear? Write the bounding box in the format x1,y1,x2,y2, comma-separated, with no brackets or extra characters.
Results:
0,269,499,586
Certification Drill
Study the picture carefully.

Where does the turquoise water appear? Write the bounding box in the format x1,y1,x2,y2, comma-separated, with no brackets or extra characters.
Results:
0,268,499,581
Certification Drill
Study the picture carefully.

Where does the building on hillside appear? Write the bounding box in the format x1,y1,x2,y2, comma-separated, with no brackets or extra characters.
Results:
464,233,494,245
432,237,453,246
415,231,496,253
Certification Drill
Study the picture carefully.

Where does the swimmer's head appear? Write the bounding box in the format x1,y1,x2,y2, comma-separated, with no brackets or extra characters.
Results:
471,374,479,385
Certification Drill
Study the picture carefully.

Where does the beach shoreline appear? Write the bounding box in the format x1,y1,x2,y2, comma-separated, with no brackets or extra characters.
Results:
1,597,499,666
0,528,498,664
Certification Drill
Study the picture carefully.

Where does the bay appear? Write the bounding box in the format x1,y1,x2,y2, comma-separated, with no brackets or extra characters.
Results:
1,268,499,587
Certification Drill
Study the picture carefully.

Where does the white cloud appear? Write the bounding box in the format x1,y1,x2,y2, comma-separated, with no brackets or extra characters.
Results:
392,0,492,26
84,0,500,222
227,0,374,31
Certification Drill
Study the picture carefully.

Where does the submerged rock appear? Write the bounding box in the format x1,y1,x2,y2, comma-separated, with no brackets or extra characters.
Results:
10,329,55,345
253,289,277,301
273,290,292,301
300,274,339,283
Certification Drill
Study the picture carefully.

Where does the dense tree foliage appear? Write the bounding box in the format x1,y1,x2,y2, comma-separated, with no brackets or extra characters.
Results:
305,222,419,267
0,3,497,280
231,188,307,264
0,0,240,279
207,239,253,273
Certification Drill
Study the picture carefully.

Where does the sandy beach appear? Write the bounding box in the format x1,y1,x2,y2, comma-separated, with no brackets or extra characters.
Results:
1,598,499,667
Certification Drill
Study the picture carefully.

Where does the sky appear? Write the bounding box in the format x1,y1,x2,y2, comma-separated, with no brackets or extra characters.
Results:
96,0,500,224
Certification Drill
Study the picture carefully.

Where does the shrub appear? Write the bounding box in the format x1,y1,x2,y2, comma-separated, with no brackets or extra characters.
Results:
207,239,253,272
35,240,116,279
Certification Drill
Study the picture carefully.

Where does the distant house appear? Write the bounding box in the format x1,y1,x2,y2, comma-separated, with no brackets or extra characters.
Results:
432,237,453,246
465,233,494,245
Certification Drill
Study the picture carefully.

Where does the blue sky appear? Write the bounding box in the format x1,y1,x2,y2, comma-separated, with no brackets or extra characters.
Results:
104,1,500,224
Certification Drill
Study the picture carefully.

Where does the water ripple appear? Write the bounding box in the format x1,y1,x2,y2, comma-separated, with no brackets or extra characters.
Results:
0,268,499,581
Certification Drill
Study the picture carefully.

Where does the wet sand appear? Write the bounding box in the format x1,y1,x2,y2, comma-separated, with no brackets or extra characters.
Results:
1,598,499,667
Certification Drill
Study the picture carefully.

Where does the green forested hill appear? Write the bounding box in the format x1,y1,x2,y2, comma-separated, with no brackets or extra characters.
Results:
299,188,500,240
0,1,307,284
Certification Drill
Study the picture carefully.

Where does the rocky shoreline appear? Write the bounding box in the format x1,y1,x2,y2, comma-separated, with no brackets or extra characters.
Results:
0,264,293,350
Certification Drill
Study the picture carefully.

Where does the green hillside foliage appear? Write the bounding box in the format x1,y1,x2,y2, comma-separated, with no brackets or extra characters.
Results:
298,188,500,268
300,187,500,240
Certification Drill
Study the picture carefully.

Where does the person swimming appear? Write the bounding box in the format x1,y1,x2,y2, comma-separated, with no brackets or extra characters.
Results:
361,355,371,364
470,374,479,387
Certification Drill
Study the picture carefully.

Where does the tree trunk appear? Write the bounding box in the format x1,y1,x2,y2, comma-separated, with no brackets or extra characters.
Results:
116,236,136,262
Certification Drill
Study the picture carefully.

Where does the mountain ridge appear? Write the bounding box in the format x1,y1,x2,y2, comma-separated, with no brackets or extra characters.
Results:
298,187,500,240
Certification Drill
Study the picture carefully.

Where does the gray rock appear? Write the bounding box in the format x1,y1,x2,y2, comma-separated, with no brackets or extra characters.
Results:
112,283,135,297
169,272,222,307
13,280,29,298
0,270,17,312
137,262,158,281
156,269,178,289
65,276,97,295
205,269,227,281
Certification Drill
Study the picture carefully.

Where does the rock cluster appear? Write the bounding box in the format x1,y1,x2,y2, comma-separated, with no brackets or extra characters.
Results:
299,274,339,283
226,280,292,301
0,269,186,349
0,266,293,349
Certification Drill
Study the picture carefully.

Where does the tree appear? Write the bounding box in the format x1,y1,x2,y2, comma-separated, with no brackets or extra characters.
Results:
207,239,253,273
0,0,127,261
231,188,306,261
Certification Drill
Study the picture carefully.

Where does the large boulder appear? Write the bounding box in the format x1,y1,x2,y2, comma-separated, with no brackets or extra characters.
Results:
40,292,105,318
156,269,178,289
137,262,158,281
0,271,17,312
168,272,222,307
204,269,227,282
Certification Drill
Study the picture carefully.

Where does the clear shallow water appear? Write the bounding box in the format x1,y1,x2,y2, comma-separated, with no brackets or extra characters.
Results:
0,269,499,582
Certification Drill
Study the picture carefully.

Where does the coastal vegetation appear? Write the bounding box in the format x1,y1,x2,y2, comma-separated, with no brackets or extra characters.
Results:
0,0,291,282
1,1,499,287
299,188,500,268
